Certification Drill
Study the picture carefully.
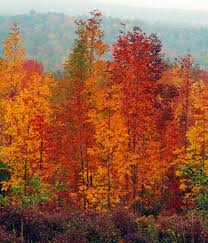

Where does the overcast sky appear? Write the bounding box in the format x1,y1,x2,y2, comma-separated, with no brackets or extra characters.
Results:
99,0,208,10
1,0,208,14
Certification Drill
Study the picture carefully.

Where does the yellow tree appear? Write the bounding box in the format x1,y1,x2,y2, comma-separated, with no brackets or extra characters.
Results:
1,74,53,202
0,23,25,98
0,23,26,150
85,61,129,210
170,56,201,209
176,80,208,209
187,81,208,174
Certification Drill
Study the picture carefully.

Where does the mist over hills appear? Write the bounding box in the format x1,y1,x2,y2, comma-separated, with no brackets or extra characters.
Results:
0,9,208,70
1,1,208,26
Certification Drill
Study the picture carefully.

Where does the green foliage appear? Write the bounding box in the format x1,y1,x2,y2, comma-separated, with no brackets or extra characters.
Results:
0,194,10,205
0,161,10,195
11,176,51,206
195,193,208,211
65,38,89,81
56,182,67,192
180,162,208,210
136,216,158,242
187,210,208,226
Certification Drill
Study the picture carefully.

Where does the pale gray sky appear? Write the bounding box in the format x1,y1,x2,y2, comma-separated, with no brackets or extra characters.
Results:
0,0,208,14
99,0,208,10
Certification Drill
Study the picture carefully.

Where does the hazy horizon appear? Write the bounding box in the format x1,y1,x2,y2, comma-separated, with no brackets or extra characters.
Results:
1,0,208,15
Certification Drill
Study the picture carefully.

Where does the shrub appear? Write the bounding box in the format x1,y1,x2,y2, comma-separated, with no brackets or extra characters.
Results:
111,208,148,242
0,226,13,243
59,210,120,243
136,216,158,242
157,215,208,243
0,205,48,241
0,205,208,242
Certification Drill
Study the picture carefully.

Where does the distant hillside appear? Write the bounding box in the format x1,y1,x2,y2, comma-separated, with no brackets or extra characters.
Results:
2,2,208,26
1,11,208,70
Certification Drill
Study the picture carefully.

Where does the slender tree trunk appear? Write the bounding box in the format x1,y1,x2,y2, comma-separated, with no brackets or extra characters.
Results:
107,99,112,210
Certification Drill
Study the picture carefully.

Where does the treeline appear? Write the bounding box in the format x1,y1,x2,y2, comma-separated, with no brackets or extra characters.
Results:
0,10,207,217
1,11,208,70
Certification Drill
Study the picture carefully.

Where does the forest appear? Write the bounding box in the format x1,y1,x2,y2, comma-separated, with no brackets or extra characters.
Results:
0,10,208,242
1,11,208,70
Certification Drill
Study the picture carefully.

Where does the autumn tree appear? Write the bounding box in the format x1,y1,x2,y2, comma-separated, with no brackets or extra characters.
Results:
175,55,196,153
112,28,166,212
50,10,108,207
0,25,54,203
1,74,53,203
0,24,25,152
0,23,25,99
0,11,207,214
155,68,184,212
176,80,208,210
167,56,198,210
85,62,128,210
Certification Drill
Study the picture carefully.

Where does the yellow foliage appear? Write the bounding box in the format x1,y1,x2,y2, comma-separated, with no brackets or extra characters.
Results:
179,183,187,191
1,73,53,192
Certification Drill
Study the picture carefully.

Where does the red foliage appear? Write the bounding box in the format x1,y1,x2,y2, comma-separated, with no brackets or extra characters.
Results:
21,60,44,89
24,60,44,75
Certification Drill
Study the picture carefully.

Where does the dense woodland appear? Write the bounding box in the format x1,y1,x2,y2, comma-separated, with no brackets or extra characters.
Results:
1,11,208,70
0,10,208,242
